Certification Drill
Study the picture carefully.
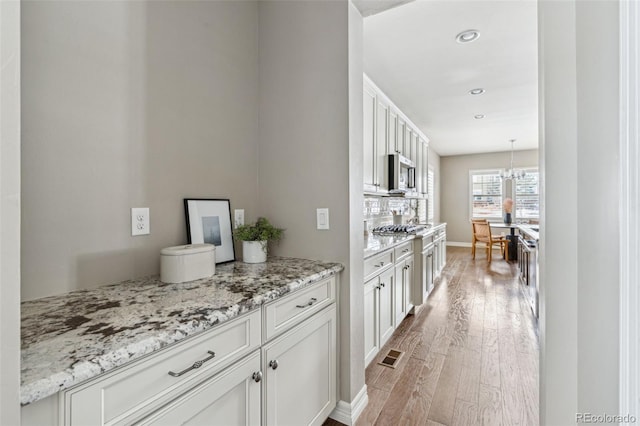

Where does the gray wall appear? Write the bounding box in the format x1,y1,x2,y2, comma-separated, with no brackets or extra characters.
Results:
257,0,366,407
21,1,260,300
440,149,538,243
1,0,21,422
539,0,620,423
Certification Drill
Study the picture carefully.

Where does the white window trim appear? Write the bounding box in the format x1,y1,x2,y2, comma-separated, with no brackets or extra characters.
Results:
469,168,504,221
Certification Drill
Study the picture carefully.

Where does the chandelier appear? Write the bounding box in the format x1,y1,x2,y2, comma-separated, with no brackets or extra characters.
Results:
500,139,526,180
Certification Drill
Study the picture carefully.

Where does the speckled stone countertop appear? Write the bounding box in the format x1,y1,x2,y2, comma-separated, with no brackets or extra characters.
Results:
364,223,447,258
364,234,416,258
20,257,343,406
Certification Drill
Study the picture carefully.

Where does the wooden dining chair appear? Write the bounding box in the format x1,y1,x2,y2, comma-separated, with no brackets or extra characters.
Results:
472,221,507,263
470,218,488,258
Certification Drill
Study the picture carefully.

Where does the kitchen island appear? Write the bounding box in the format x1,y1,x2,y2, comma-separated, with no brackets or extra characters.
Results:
22,256,342,425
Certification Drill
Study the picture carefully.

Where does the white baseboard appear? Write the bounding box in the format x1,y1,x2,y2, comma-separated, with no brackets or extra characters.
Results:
447,241,472,248
330,385,368,425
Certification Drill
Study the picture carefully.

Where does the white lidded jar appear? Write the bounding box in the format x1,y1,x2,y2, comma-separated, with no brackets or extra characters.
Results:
242,241,267,263
160,243,215,283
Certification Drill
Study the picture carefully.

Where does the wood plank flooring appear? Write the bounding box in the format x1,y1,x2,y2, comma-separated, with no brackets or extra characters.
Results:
326,246,539,426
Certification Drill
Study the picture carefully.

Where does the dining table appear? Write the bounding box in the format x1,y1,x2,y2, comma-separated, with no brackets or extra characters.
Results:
489,222,519,261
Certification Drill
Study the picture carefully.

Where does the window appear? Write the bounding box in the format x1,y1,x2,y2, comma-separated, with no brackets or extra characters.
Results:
515,169,539,219
470,170,503,219
427,167,435,222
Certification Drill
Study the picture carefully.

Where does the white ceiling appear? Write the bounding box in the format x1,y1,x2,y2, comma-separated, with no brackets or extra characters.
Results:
362,0,539,157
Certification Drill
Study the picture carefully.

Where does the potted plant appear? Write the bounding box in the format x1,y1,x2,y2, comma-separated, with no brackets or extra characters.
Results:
233,217,284,263
503,197,514,225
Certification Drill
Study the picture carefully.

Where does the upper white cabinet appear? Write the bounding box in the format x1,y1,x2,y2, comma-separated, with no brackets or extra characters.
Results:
376,99,390,192
363,84,377,192
363,74,429,196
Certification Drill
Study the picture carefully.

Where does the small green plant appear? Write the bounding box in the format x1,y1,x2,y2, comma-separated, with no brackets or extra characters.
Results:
233,217,284,242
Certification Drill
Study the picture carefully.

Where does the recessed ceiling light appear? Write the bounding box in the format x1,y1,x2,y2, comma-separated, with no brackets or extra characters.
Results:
474,114,485,119
469,88,485,95
456,30,480,44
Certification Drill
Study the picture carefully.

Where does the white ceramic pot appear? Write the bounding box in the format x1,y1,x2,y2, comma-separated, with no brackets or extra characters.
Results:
242,240,267,263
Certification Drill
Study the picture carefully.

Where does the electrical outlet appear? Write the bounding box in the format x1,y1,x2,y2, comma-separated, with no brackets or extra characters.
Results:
317,208,329,230
234,209,245,228
131,207,150,236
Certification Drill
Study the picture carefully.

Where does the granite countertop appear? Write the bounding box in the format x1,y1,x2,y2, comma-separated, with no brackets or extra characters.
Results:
364,223,447,259
20,257,343,406
364,234,416,258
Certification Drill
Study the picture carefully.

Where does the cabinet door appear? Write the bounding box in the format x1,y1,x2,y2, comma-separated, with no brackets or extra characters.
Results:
136,351,261,426
405,257,414,314
410,132,418,164
264,305,337,426
363,85,377,191
397,118,406,158
404,127,412,159
364,277,379,365
376,99,389,191
394,262,406,327
378,267,395,347
389,109,398,155
422,140,429,195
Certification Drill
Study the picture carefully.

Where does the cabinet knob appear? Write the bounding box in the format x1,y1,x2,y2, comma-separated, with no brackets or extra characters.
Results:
269,360,279,370
380,282,385,288
252,371,263,383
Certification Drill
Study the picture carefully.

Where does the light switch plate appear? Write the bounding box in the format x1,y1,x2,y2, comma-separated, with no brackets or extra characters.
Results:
317,208,329,230
131,207,150,236
234,209,245,228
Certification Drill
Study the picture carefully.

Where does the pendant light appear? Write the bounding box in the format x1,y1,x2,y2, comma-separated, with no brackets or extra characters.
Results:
500,139,526,180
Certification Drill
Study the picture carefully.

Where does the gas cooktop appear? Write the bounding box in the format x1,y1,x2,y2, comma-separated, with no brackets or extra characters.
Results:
371,224,425,235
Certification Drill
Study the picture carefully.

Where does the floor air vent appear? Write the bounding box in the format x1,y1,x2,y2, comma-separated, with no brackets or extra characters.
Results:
378,349,403,368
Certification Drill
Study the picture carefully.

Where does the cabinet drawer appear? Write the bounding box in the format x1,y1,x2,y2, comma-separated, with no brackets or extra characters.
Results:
364,250,393,280
394,242,413,261
62,310,261,426
263,276,336,341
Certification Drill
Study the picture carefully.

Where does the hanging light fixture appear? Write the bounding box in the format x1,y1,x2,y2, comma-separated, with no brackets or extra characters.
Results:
500,139,526,180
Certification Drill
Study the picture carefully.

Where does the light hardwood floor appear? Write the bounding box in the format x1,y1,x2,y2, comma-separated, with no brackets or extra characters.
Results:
327,246,539,426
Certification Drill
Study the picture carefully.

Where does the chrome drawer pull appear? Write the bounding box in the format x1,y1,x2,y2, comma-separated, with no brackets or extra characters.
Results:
402,249,409,253
374,261,384,268
269,360,279,370
168,351,216,377
296,297,318,309
253,371,263,383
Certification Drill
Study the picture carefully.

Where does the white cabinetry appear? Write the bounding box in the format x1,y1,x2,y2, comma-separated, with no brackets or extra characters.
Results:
412,225,447,306
393,242,414,325
57,277,338,426
376,99,390,192
363,74,430,198
363,84,377,192
363,251,395,366
137,351,261,426
263,305,336,426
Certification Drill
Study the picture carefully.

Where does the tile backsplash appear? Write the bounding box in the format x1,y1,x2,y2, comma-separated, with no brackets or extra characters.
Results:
364,196,427,230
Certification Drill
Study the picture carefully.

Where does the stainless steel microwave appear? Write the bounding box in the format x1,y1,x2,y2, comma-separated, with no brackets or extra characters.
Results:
388,154,416,192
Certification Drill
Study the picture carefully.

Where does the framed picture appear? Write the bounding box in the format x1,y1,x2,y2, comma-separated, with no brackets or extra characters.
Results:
184,198,235,263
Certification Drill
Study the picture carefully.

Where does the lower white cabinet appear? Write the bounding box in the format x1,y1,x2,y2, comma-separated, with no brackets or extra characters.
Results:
136,351,261,426
394,256,413,326
363,266,394,366
263,304,336,426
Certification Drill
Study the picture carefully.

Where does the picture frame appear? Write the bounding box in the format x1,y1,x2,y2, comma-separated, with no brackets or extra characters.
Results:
184,198,235,263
